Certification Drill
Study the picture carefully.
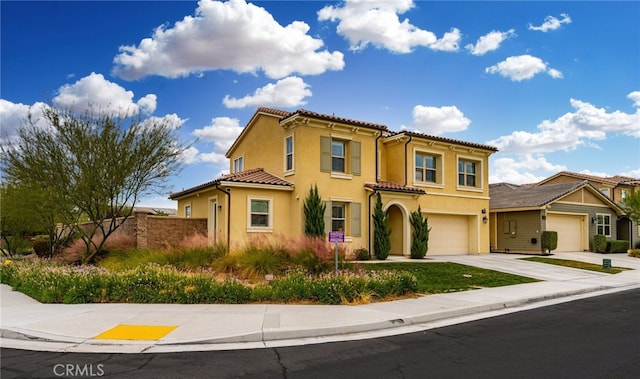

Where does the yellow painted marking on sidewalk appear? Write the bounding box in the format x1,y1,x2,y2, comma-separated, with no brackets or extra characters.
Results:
94,324,178,341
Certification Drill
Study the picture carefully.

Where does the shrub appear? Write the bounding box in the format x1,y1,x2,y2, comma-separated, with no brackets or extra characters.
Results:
541,231,558,254
304,184,326,238
32,236,52,258
607,240,630,253
354,247,370,261
628,249,640,258
373,193,391,260
409,206,430,259
593,234,607,253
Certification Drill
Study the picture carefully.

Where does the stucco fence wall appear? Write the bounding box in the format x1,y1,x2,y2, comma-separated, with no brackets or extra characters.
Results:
76,212,207,250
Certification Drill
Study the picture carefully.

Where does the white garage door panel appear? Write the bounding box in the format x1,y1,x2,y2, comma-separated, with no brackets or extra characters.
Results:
546,214,583,252
427,214,468,255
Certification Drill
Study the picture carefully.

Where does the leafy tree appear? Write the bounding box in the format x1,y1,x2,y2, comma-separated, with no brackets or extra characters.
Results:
304,184,326,238
1,105,186,263
622,190,640,225
373,193,391,260
0,182,78,257
410,206,431,259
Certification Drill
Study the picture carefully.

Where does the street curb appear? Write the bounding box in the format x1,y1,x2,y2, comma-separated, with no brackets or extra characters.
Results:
2,282,639,350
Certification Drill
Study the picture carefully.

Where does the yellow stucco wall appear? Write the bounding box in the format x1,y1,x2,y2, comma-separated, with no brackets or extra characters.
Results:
175,110,495,255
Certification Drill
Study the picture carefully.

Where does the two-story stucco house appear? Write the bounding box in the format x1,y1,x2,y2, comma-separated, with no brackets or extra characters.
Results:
170,108,498,256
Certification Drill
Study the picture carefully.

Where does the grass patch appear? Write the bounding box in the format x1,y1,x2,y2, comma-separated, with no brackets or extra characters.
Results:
520,257,631,274
361,262,538,294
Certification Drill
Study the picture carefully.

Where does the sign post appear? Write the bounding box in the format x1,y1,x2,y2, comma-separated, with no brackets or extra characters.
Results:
328,231,345,274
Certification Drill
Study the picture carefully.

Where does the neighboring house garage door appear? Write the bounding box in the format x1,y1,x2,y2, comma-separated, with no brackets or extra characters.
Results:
427,214,469,255
546,214,584,252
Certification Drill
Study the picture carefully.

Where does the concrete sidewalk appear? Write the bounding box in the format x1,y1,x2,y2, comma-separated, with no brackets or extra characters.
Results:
1,252,638,353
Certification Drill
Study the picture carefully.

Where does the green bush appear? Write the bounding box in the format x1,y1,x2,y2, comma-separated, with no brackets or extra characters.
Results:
32,236,52,258
541,231,558,254
409,206,430,259
593,234,607,253
354,247,370,261
607,240,630,253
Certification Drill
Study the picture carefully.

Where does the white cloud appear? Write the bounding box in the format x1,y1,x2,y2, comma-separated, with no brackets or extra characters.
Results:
180,146,200,164
621,168,640,178
318,0,460,53
628,91,640,107
140,113,187,130
429,28,461,52
53,72,157,115
113,0,344,80
190,116,244,164
488,94,640,154
408,105,470,135
223,76,312,109
528,13,572,32
485,54,562,81
490,154,566,184
465,29,515,56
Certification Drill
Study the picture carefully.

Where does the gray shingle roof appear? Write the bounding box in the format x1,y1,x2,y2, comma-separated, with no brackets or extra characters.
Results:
489,181,588,209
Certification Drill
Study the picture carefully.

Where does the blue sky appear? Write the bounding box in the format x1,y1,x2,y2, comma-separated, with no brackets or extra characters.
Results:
2,0,639,208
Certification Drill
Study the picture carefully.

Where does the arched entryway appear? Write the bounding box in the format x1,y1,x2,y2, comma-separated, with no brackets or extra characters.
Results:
385,202,408,256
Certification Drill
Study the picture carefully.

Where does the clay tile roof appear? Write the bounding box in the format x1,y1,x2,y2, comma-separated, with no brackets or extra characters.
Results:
256,107,294,118
365,180,426,194
399,131,498,152
219,168,293,186
170,168,292,199
283,109,388,131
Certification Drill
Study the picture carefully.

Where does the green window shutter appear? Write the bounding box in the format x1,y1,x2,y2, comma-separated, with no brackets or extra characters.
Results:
351,141,361,176
323,201,332,235
320,136,331,172
351,202,361,237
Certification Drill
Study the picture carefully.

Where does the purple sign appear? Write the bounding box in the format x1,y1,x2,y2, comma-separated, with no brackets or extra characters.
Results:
328,231,345,243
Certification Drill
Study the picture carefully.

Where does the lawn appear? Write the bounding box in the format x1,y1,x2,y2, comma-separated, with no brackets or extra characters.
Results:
520,257,631,274
361,262,538,294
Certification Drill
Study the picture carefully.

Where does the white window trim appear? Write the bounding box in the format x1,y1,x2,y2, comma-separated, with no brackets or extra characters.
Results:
284,134,294,176
184,203,192,218
596,213,612,237
413,149,445,188
456,155,483,192
233,155,244,173
247,196,273,233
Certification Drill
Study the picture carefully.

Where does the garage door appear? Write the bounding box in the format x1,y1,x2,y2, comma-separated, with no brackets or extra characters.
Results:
427,214,469,255
546,214,584,252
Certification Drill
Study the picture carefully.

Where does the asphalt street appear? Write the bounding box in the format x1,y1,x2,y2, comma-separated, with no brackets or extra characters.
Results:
2,288,639,379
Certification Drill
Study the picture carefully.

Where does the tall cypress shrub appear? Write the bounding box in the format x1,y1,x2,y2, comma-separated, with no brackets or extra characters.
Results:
410,206,431,259
373,193,391,260
304,184,326,238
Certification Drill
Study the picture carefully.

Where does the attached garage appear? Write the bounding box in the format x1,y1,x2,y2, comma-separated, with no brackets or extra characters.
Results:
427,214,469,255
546,214,585,252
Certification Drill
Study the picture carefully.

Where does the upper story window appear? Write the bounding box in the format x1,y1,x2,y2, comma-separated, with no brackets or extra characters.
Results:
415,153,437,183
621,189,627,201
600,188,610,197
185,205,192,218
458,159,477,187
233,156,244,173
331,140,346,173
320,136,361,178
285,135,294,172
596,214,611,237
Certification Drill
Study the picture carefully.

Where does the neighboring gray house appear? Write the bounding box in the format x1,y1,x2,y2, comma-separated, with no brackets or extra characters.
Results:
489,181,626,253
